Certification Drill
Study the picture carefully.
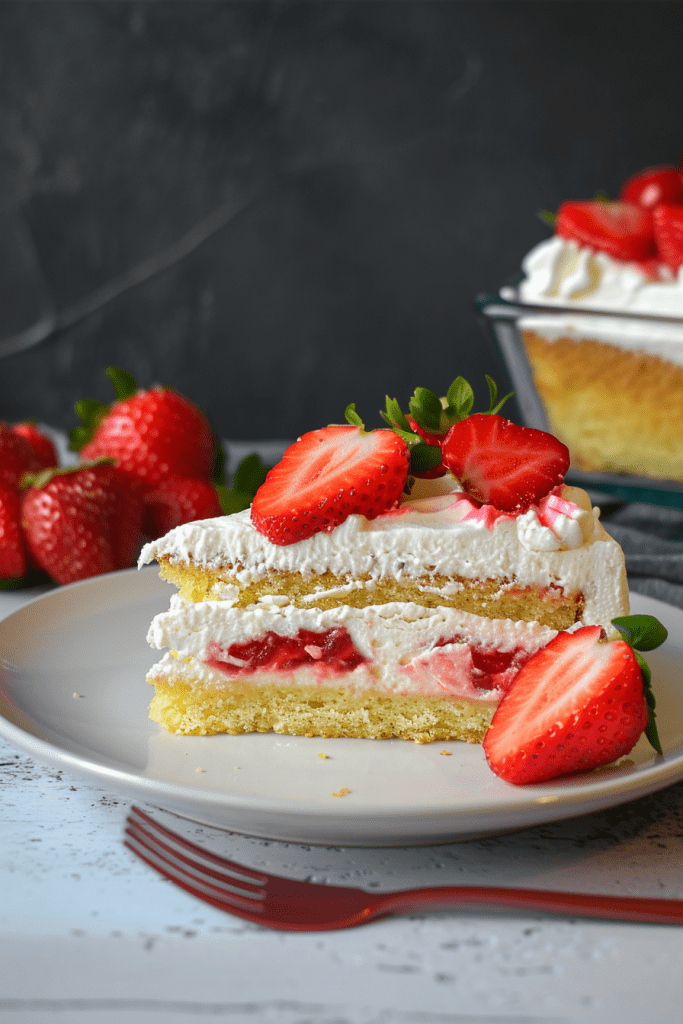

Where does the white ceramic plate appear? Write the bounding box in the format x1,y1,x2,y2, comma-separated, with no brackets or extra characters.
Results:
1,567,682,846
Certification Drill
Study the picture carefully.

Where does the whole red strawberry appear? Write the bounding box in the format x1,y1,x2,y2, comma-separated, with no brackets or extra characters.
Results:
22,462,143,585
143,475,222,539
0,482,27,579
483,625,649,785
11,422,58,471
441,414,570,512
72,368,216,492
251,423,409,545
0,422,42,489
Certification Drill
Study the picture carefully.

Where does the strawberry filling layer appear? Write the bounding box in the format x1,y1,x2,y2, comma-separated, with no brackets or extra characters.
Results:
205,627,367,676
202,627,543,701
404,638,538,701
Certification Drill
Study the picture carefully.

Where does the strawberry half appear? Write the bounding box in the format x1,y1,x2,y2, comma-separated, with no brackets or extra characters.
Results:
620,165,683,210
483,625,648,785
441,414,570,512
251,425,409,545
652,204,683,272
556,200,656,262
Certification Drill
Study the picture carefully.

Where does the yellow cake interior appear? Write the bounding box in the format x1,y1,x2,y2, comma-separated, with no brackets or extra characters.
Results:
149,677,496,743
157,556,584,631
522,329,683,481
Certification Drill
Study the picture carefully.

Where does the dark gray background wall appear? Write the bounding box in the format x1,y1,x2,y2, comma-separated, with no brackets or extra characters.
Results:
0,1,682,444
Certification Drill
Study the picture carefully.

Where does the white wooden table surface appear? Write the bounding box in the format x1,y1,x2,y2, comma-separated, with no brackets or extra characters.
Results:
3,584,683,1024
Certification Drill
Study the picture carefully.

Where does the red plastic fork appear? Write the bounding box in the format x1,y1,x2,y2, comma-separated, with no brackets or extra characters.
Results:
124,805,683,931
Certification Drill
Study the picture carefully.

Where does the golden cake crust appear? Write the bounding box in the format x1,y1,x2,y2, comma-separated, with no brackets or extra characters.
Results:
522,329,683,480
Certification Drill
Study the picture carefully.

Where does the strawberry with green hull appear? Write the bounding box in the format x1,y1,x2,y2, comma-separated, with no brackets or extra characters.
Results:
72,367,216,493
22,462,143,585
484,615,666,785
381,376,512,479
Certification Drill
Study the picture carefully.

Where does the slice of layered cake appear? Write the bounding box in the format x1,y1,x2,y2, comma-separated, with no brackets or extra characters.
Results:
139,379,630,745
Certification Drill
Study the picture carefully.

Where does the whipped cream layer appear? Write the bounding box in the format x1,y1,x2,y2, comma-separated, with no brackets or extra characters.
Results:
516,235,683,362
147,597,558,703
139,482,628,629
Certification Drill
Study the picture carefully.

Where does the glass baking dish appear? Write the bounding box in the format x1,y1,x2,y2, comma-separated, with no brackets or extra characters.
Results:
477,287,683,509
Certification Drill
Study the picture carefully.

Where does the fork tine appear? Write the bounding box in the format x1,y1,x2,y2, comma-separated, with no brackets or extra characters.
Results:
128,807,268,885
125,817,266,915
124,831,267,924
126,813,265,899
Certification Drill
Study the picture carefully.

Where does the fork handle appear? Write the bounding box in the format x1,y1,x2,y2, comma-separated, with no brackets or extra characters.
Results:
374,886,683,925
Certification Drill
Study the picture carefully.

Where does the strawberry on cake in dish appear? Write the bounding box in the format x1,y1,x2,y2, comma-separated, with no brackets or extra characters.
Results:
139,377,631,750
512,163,683,482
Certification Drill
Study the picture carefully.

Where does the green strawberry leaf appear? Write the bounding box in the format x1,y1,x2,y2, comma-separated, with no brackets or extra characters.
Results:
633,650,662,755
381,396,412,434
68,398,110,452
538,209,557,228
611,614,668,652
409,388,443,433
485,375,514,416
0,570,51,591
612,614,667,756
217,454,271,515
409,442,443,475
233,453,270,495
344,403,365,429
444,377,474,422
106,367,138,401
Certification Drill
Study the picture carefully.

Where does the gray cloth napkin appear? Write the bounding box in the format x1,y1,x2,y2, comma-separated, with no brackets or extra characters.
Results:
601,502,683,608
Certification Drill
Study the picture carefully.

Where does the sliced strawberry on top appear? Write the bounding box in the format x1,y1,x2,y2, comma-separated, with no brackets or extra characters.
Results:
251,425,409,545
483,625,648,785
441,414,569,512
620,165,683,210
652,204,683,272
556,200,656,262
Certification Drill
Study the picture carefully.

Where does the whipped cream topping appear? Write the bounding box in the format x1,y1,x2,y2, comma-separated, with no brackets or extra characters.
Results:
516,235,683,361
147,596,558,702
139,479,628,629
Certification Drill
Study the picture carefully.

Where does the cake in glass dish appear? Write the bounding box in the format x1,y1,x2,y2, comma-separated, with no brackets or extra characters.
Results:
139,380,630,745
490,165,683,486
